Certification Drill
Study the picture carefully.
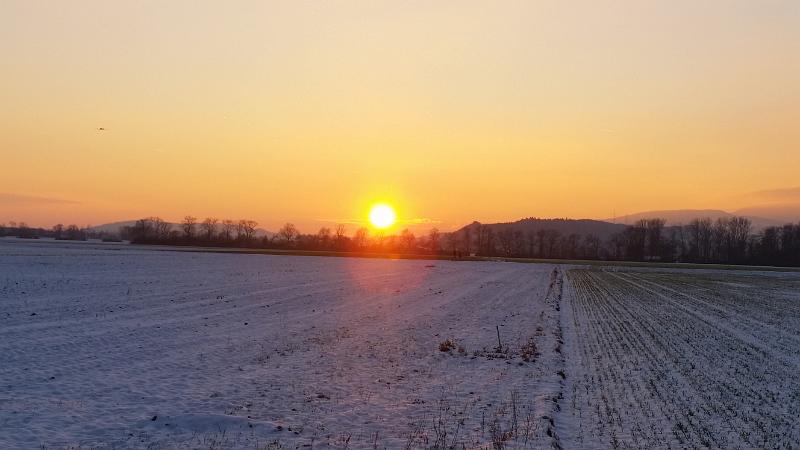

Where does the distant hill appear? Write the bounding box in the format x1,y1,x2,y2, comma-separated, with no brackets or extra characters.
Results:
88,220,160,235
452,210,787,242
733,204,800,225
607,209,780,230
454,218,626,240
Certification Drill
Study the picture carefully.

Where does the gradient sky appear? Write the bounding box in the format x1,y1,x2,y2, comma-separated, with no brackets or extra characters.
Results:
2,1,799,231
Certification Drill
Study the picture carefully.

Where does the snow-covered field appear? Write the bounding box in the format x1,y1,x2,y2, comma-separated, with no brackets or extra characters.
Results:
2,240,800,449
562,268,800,449
0,241,565,449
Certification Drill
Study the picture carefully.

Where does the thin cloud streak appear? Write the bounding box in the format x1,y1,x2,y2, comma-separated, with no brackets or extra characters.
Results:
0,193,79,206
750,187,800,201
315,217,442,226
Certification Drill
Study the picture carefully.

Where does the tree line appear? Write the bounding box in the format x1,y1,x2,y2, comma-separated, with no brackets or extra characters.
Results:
0,222,93,241
120,215,800,266
122,216,444,254
3,215,799,267
460,217,800,266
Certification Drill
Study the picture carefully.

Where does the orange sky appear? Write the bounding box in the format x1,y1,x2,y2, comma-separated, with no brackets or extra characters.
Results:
2,1,799,232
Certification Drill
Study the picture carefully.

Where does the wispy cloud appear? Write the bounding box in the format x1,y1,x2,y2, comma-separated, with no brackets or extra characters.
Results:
315,218,364,225
0,193,80,206
315,217,443,226
401,218,443,225
749,187,800,202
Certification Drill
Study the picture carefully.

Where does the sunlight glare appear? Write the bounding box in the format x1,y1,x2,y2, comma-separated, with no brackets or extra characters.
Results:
369,204,397,229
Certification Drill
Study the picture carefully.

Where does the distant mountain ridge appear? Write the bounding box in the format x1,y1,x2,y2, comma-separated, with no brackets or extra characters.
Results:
454,209,791,240
88,220,151,234
606,209,780,230
455,218,626,240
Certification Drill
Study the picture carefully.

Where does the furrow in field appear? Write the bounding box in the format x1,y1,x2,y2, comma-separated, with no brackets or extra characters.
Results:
562,268,800,450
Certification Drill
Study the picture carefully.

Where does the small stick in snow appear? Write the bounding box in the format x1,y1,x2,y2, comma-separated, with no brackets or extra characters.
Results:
496,325,502,352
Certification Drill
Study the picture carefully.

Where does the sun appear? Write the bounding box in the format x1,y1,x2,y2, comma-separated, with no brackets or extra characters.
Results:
369,204,397,229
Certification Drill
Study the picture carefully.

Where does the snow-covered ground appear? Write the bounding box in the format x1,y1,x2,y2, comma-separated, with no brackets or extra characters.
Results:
3,240,800,449
562,267,800,449
0,240,565,449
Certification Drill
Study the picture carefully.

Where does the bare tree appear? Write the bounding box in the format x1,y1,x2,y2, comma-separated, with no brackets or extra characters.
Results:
446,232,460,254
17,222,33,238
462,226,472,254
645,218,665,260
235,221,245,240
317,227,332,248
483,227,495,256
52,223,64,239
476,224,486,255
65,224,85,240
561,233,581,259
239,219,258,241
535,229,547,257
353,227,369,250
543,229,561,258
182,215,197,240
497,228,514,256
526,230,536,257
728,216,752,263
149,217,171,240
428,228,441,254
583,233,601,259
278,223,299,245
334,224,347,249
512,229,525,256
221,219,236,241
673,225,688,261
688,218,713,262
399,228,416,252
201,217,218,241
131,218,154,241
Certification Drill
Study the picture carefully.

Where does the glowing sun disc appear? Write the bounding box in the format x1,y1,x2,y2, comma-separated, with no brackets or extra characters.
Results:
369,204,396,229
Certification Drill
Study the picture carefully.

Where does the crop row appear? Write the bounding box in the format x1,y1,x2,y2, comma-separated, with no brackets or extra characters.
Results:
563,268,800,449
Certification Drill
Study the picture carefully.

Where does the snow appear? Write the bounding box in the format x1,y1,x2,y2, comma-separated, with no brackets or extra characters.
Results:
0,240,564,449
561,268,800,449
3,239,799,449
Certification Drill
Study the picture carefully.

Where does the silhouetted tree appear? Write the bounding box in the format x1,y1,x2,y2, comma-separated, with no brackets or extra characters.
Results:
526,230,537,258
353,227,369,250
688,218,713,262
238,219,258,242
221,219,236,241
561,233,580,259
182,216,197,241
645,218,665,260
497,228,514,256
278,223,298,245
52,224,64,239
462,226,472,255
728,217,752,263
317,227,332,249
65,225,81,240
334,224,348,250
542,230,561,258
428,228,441,254
583,233,601,259
399,228,416,252
201,217,218,241
69,212,800,267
